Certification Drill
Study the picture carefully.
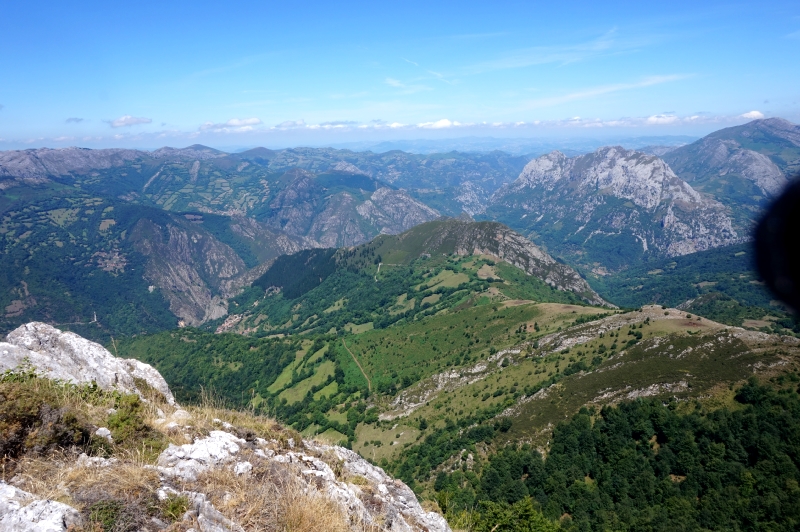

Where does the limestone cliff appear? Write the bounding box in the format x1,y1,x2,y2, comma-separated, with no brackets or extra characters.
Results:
486,146,741,269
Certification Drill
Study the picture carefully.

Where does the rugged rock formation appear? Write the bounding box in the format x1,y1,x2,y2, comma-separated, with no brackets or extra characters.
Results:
0,322,175,404
128,213,313,326
0,482,82,532
265,169,440,248
486,146,741,269
155,430,450,531
664,118,800,199
0,324,451,532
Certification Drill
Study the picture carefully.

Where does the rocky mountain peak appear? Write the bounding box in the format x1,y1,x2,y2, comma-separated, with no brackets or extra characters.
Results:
514,146,704,210
487,147,740,268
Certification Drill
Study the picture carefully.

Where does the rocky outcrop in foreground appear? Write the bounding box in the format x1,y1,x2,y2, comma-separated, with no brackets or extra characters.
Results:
0,322,175,404
0,323,450,532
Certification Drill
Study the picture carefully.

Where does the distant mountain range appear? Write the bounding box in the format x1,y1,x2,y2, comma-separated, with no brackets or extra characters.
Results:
1,118,798,337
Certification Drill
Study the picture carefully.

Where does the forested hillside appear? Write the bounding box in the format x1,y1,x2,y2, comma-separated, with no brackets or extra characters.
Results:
593,243,799,333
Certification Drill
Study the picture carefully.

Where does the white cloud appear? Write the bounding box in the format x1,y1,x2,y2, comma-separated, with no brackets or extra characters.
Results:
66,117,83,123
740,110,764,119
385,78,403,87
225,117,261,127
646,114,679,125
417,119,458,129
201,117,263,130
110,115,152,128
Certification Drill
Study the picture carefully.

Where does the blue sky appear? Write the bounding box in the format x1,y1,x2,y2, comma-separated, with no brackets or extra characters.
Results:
1,0,799,149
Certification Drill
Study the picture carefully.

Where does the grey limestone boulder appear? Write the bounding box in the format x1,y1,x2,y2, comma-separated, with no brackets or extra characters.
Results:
0,482,82,532
0,322,175,404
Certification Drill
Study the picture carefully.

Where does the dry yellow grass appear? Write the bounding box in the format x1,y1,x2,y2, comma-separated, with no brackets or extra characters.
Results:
4,375,387,532
177,454,368,532
13,450,160,508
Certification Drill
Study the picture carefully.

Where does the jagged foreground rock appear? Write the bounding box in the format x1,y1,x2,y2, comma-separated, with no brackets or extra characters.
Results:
0,483,82,532
0,322,175,404
0,323,451,532
154,430,450,531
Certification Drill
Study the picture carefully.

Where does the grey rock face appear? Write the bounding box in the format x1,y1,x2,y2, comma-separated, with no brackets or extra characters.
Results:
356,187,440,236
266,170,440,248
0,482,82,532
488,147,740,262
128,215,312,325
156,430,451,532
0,322,175,404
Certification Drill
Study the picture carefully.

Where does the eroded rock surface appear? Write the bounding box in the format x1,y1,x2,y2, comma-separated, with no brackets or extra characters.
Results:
0,482,82,532
488,146,741,265
156,430,451,531
0,322,175,404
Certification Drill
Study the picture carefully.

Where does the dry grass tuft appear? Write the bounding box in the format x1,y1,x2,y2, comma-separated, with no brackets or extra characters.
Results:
4,375,387,531
175,454,369,532
13,450,160,508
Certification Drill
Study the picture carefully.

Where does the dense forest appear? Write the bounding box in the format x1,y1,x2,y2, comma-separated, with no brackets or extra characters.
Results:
0,194,177,342
429,379,800,531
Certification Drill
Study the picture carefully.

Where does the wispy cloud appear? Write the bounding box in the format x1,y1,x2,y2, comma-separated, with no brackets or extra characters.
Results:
401,58,456,85
384,77,432,94
787,30,800,39
109,115,152,128
200,117,262,131
520,75,688,110
273,119,306,129
66,117,84,123
466,29,651,74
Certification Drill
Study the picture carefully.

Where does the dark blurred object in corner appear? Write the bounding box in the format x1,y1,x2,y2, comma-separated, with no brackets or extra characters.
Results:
756,177,800,313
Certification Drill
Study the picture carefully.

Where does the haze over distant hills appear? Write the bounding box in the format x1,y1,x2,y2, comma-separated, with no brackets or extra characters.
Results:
1,118,798,340
327,135,698,156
